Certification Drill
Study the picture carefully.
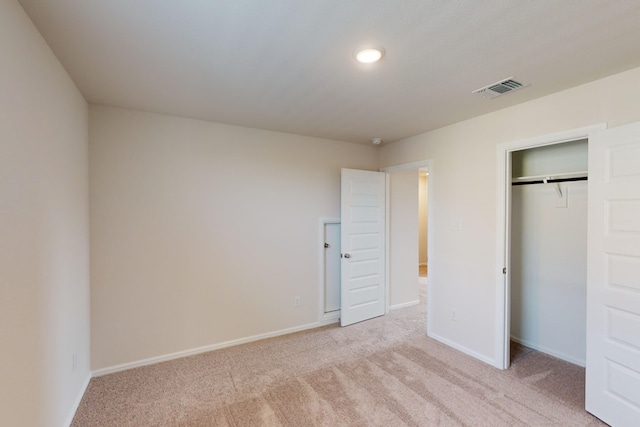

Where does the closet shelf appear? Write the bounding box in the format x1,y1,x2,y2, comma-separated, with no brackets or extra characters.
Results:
512,170,588,184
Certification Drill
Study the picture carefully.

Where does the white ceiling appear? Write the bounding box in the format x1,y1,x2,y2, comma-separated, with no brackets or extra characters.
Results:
18,0,640,144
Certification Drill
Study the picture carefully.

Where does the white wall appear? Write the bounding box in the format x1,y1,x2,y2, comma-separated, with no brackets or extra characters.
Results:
0,1,90,426
511,139,588,177
511,181,587,365
389,169,420,307
89,106,378,370
379,65,640,364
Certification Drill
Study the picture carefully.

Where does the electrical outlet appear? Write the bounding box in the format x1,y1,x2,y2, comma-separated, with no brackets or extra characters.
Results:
294,296,301,307
72,353,78,372
451,309,458,321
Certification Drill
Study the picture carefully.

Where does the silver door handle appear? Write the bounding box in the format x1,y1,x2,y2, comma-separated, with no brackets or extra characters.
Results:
344,253,351,258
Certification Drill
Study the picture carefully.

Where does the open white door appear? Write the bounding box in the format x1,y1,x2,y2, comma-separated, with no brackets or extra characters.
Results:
586,121,640,427
340,168,386,326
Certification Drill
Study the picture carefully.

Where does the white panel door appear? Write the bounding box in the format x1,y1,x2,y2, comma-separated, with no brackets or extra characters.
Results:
586,121,640,427
340,168,386,326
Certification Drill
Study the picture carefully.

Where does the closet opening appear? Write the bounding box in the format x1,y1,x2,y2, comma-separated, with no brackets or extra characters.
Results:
508,138,588,367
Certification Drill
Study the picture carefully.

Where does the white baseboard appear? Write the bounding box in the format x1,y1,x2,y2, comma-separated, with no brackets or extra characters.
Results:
92,318,340,377
389,300,420,311
428,331,498,368
510,336,585,367
64,372,91,427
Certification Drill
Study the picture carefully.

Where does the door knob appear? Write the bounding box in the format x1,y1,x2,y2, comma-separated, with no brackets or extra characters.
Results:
344,253,351,258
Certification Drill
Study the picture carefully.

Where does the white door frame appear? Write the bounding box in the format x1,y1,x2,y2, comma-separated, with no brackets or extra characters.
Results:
381,160,433,325
495,123,607,369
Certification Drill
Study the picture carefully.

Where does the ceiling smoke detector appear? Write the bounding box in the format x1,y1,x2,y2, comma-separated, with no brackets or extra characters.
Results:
371,137,383,145
472,77,529,99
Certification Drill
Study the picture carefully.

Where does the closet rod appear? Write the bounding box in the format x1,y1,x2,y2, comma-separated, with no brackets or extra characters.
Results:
512,176,588,186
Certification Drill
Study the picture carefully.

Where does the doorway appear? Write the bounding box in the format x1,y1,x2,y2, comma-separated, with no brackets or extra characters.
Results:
495,124,606,369
509,139,588,366
419,169,429,302
322,163,432,326
382,160,432,317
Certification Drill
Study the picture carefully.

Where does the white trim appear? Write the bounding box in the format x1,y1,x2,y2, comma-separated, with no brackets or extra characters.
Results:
64,373,91,427
511,336,585,367
381,160,429,173
389,300,420,310
495,123,607,370
428,331,498,368
92,319,339,377
318,218,341,320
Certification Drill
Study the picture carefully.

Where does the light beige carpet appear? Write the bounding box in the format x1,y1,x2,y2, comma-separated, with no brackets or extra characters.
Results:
73,303,604,426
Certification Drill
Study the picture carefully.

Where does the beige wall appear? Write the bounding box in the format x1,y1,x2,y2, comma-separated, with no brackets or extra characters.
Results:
89,106,379,369
389,170,420,307
0,1,90,426
379,65,640,364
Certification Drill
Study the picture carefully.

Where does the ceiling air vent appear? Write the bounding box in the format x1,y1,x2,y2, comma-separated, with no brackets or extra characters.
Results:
472,77,529,99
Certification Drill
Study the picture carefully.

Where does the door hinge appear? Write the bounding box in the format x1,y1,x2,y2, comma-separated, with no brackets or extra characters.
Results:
502,267,507,275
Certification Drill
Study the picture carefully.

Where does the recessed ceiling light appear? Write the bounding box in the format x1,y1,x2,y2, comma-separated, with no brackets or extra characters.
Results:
371,137,383,145
354,46,385,64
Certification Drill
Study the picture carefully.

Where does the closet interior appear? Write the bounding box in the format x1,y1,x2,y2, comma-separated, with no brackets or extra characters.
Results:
510,139,588,366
